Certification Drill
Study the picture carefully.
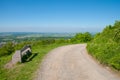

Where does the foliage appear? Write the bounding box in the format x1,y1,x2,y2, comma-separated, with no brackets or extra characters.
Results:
71,32,92,43
87,21,120,70
0,42,15,56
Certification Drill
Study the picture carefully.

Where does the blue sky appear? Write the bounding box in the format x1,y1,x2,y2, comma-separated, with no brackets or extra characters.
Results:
0,0,120,32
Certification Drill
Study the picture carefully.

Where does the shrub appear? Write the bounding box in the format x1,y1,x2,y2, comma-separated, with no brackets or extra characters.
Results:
87,21,120,70
0,42,14,57
71,32,92,43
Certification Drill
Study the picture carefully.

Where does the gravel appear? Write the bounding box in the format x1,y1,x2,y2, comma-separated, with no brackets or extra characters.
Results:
35,44,120,80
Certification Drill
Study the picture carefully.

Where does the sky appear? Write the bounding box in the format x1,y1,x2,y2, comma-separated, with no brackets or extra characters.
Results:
0,0,120,33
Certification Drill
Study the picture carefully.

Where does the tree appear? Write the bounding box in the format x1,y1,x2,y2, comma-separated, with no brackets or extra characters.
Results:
71,32,92,43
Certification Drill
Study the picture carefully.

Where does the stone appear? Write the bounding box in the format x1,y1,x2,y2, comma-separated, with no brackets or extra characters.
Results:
12,50,21,64
12,45,31,64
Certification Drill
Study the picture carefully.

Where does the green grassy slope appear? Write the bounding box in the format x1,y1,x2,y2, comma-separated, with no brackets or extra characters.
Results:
0,33,93,80
87,21,120,70
0,43,69,80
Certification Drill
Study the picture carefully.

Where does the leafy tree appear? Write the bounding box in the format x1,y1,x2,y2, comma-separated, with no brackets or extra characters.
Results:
71,32,92,43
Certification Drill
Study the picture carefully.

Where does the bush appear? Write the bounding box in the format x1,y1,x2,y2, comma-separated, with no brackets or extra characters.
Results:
109,54,120,70
87,21,120,70
71,32,92,43
0,42,14,57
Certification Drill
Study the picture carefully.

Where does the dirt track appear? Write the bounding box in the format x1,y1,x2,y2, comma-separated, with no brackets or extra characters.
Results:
35,44,120,80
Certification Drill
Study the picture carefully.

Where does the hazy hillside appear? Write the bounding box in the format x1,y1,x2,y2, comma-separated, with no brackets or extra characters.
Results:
0,32,75,42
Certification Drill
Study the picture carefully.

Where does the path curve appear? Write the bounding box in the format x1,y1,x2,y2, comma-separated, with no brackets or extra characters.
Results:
35,44,120,80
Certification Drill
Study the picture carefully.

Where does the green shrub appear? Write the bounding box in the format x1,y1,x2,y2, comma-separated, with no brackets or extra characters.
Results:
87,21,120,70
0,42,14,57
71,32,92,43
109,54,120,70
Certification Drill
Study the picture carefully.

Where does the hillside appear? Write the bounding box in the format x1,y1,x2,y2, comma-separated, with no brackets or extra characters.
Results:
87,21,120,70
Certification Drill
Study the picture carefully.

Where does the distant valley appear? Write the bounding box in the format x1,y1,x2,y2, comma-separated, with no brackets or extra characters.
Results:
0,32,76,42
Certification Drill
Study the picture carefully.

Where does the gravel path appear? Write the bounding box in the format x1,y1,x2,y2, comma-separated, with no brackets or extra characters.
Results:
35,44,120,80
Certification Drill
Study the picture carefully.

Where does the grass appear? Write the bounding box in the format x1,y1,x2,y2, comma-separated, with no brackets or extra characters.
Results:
0,43,70,80
87,40,120,71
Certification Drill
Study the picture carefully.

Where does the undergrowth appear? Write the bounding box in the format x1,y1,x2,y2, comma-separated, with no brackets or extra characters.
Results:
87,21,120,71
